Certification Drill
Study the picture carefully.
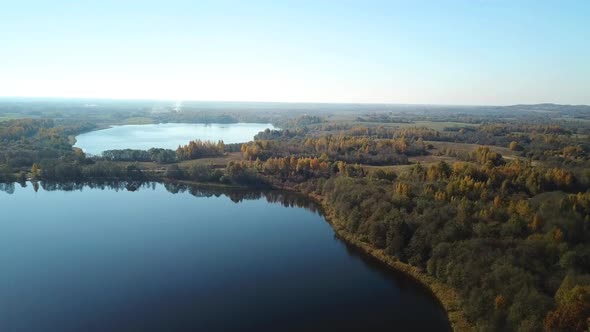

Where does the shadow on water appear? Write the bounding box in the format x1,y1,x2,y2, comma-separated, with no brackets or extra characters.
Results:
336,234,452,330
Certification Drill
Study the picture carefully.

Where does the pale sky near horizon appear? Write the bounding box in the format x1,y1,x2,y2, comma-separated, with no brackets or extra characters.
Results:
1,1,589,105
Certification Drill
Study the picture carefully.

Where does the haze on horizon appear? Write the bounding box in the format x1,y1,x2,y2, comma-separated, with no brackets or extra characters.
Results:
1,1,589,106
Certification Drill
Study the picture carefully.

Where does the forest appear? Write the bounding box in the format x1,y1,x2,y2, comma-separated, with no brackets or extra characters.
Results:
1,100,590,331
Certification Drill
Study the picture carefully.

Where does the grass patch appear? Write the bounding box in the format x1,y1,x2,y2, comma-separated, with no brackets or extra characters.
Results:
122,117,155,125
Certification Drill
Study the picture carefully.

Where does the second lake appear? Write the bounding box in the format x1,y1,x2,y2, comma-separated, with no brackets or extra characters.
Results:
74,123,274,155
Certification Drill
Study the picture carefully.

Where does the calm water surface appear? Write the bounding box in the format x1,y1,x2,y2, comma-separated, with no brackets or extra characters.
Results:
74,123,274,155
0,182,450,332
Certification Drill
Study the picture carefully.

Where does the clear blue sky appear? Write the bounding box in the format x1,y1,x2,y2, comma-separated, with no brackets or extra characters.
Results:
1,0,588,105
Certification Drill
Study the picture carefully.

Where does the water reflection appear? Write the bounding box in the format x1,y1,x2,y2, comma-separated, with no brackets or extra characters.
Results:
3,180,323,215
2,179,447,325
0,180,450,332
0,182,15,194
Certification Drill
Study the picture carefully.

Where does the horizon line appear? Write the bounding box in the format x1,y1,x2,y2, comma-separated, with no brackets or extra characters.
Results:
0,96,587,108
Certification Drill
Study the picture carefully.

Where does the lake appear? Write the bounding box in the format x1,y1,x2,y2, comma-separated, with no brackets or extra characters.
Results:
74,123,275,155
0,182,450,332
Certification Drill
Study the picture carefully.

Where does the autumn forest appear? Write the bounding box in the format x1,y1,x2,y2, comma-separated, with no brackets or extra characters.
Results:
1,101,590,331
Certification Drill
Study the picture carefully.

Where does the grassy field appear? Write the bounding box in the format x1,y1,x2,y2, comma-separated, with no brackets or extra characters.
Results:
122,117,156,125
115,152,241,173
556,117,590,123
0,113,30,121
362,140,521,176
178,152,242,169
393,121,478,131
426,141,515,156
319,119,479,133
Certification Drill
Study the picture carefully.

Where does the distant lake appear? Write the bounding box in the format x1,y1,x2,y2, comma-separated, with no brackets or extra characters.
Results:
0,182,450,332
74,123,274,155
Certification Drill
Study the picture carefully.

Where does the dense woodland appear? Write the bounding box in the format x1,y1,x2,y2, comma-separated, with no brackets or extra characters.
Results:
1,101,590,331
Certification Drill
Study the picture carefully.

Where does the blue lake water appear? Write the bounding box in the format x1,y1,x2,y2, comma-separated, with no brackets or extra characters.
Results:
0,182,450,332
74,123,274,155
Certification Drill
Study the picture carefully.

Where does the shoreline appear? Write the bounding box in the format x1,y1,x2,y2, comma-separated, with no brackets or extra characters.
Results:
233,178,472,331
322,207,472,331
299,191,473,332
